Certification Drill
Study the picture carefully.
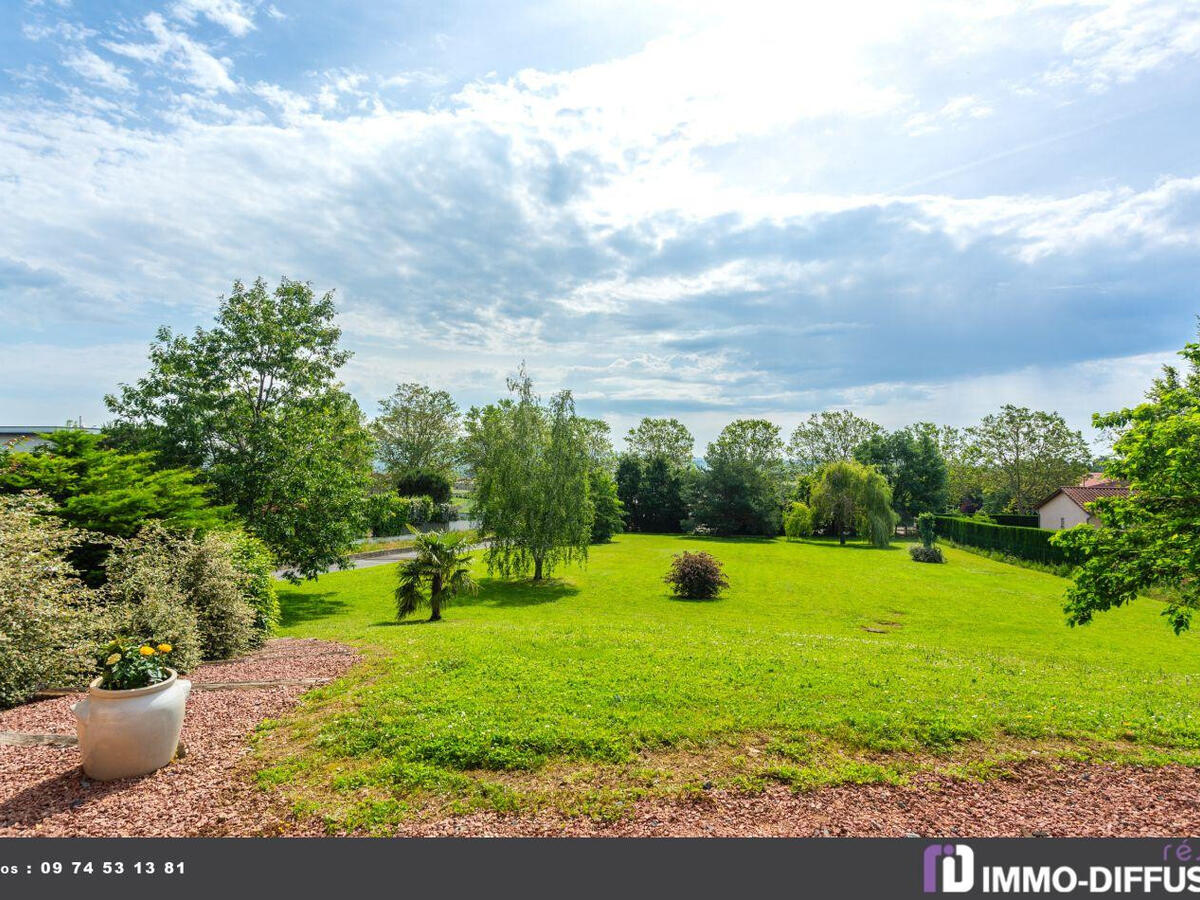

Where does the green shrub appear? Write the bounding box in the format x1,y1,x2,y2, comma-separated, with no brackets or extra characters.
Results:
228,530,279,645
909,545,944,563
0,493,105,707
104,529,203,673
663,551,729,599
933,515,1067,565
366,494,435,536
179,531,257,660
393,470,454,505
916,512,937,548
783,501,814,539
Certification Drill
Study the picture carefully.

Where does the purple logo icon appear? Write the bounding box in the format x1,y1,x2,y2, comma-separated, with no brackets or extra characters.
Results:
924,843,975,893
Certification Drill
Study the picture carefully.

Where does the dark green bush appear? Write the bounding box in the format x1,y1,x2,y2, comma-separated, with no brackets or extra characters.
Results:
393,470,453,505
909,545,944,563
934,516,1067,565
991,514,1039,528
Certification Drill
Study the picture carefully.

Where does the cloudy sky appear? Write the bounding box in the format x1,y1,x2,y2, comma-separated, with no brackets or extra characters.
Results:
2,0,1198,451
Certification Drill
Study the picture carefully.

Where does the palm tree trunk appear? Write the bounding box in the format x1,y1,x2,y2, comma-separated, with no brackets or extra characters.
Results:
429,573,443,621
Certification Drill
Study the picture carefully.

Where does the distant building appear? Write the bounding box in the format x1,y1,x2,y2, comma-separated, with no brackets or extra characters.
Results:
0,425,101,453
1037,479,1129,530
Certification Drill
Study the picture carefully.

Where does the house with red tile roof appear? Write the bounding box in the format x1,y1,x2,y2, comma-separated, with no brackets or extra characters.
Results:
1036,479,1130,530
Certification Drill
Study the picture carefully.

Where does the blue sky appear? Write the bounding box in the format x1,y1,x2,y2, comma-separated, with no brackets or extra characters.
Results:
2,0,1199,451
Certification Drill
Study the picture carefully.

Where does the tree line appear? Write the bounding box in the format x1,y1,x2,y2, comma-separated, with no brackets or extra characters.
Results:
7,276,1191,636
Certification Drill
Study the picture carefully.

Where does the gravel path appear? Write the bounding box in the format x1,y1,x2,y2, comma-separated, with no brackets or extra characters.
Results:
0,639,357,837
384,761,1200,837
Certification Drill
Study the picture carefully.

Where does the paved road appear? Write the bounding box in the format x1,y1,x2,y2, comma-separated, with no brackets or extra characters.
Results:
274,534,486,578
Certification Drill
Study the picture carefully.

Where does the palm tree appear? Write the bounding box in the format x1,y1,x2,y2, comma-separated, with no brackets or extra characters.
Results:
395,529,478,622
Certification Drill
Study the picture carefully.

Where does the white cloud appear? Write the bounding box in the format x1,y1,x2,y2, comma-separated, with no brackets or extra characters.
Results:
1048,0,1200,90
61,48,134,92
104,12,238,93
905,94,994,136
170,0,256,37
5,0,1200,439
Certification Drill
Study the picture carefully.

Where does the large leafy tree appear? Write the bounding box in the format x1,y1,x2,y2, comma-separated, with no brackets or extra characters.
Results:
373,383,462,480
395,530,478,622
1054,326,1200,634
464,369,593,580
966,405,1090,514
105,277,373,579
688,419,785,535
810,460,898,547
788,409,882,473
588,468,625,543
624,417,695,469
854,426,948,525
616,454,690,533
638,456,689,532
920,423,985,513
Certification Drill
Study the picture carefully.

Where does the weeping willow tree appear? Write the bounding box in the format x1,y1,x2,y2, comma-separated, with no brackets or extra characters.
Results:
810,460,898,547
395,530,477,622
463,367,594,581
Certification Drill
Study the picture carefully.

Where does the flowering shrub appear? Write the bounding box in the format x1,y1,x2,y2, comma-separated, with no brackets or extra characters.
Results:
97,638,175,690
663,551,729,600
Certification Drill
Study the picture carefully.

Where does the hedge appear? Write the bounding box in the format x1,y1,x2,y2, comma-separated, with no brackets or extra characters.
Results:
933,516,1068,565
365,494,435,537
990,514,1039,528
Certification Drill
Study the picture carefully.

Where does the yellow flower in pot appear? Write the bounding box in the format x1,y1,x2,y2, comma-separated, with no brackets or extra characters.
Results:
73,637,192,781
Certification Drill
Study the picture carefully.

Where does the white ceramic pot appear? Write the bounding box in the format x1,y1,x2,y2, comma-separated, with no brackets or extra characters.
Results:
72,669,191,781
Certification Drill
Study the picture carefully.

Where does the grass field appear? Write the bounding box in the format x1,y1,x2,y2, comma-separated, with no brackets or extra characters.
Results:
258,534,1200,832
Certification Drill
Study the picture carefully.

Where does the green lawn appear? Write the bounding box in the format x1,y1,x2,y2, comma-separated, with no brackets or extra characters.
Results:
258,534,1200,831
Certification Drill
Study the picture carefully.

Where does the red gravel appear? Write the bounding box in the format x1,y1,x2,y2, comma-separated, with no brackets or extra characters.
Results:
4,639,1195,837
0,639,357,837
386,762,1200,838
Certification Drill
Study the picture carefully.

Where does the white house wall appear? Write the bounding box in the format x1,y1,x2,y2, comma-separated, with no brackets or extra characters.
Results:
1039,493,1094,530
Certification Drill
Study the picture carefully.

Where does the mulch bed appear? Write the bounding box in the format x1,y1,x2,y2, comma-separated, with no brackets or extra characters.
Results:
0,639,357,837
389,761,1200,837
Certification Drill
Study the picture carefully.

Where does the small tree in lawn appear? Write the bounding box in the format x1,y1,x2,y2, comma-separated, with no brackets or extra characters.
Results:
395,531,477,622
783,501,814,540
811,460,898,547
910,512,944,563
464,367,593,581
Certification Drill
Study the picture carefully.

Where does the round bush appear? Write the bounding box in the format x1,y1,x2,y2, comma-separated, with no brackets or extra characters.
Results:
663,551,729,599
909,545,945,564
